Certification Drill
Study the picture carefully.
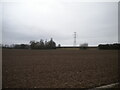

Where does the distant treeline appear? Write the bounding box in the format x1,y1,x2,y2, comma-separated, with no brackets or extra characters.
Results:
2,38,57,49
1,41,120,50
98,43,120,50
30,38,56,49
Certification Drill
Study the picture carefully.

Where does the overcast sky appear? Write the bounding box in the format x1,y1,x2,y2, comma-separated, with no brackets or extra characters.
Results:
1,0,119,46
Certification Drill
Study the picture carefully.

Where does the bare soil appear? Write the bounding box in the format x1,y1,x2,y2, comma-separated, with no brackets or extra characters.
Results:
2,49,119,88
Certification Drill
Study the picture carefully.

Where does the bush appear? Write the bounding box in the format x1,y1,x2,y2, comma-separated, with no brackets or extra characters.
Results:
98,43,120,50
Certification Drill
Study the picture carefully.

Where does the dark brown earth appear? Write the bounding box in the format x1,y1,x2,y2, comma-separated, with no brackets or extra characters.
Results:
2,49,119,88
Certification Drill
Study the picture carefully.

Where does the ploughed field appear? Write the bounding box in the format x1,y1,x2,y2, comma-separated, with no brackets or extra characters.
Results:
2,49,118,88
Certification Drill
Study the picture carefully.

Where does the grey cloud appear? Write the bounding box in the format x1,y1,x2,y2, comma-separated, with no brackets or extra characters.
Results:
2,1,118,46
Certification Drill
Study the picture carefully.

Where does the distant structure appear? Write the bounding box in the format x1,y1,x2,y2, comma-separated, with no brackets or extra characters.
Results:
80,43,88,49
73,32,76,47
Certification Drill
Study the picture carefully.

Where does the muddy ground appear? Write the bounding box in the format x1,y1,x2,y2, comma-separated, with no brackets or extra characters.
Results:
2,49,119,88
